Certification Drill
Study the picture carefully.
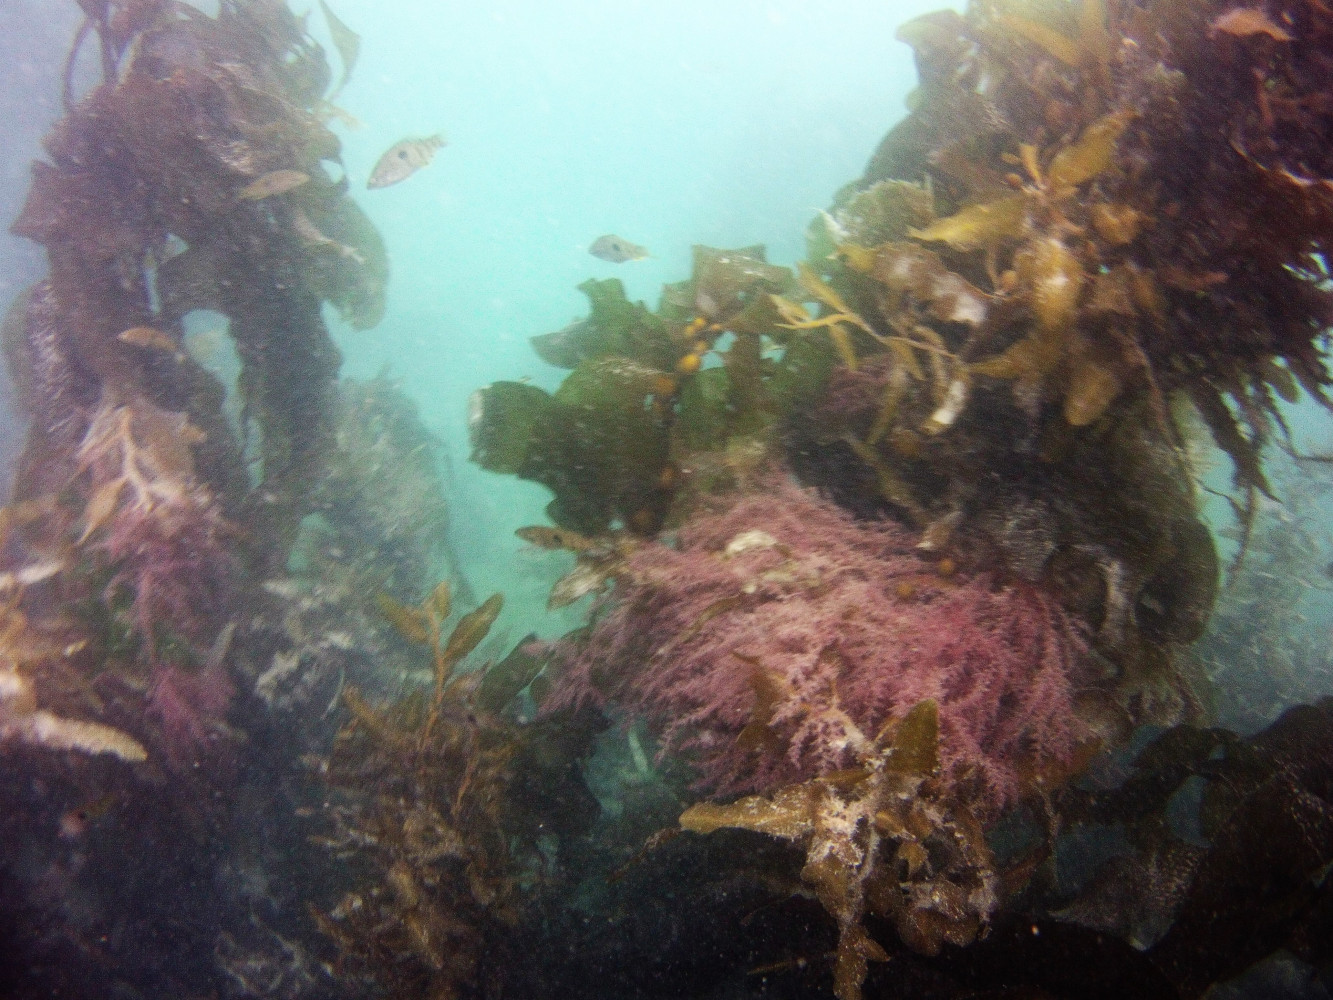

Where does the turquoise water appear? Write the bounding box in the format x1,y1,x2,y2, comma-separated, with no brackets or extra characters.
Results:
0,0,953,640
315,0,952,634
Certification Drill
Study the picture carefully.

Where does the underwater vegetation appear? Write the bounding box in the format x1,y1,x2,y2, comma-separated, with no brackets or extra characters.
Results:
466,1,1333,998
308,586,518,998
0,499,144,762
315,373,464,603
7,0,387,573
1196,450,1333,733
0,0,392,765
0,1,405,995
309,583,597,1000
545,481,1095,813
1,0,1332,998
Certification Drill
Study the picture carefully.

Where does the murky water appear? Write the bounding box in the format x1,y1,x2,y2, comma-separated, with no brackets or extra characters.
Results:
1,2,1331,998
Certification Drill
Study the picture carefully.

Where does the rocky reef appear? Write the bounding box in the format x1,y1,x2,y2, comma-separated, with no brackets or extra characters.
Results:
465,2,1333,997
1,1,1331,999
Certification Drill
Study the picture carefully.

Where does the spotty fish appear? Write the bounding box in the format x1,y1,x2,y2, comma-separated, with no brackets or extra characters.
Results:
367,134,446,189
589,234,650,263
516,525,596,553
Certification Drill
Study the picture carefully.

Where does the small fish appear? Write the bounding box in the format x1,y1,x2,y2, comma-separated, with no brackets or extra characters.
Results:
237,169,311,200
59,792,117,840
516,525,596,553
589,234,650,263
0,558,64,593
367,134,446,189
118,326,184,362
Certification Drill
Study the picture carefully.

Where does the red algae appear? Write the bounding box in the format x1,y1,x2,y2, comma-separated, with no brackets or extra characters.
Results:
548,477,1093,819
145,661,236,773
76,397,234,650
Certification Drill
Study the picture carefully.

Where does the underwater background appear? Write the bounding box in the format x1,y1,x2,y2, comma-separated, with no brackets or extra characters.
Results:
1,1,1333,998
2,0,963,637
300,0,959,636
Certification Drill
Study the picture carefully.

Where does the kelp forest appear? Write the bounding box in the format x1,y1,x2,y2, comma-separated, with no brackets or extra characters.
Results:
1,1,1332,998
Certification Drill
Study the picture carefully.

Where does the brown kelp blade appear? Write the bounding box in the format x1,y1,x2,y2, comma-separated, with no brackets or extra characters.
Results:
319,0,361,97
440,593,504,672
377,593,431,645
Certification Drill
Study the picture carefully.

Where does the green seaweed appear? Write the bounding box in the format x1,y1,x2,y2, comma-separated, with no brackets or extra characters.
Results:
677,368,732,452
530,278,674,371
468,380,556,475
471,359,671,534
476,634,550,714
472,246,827,534
768,325,838,414
318,0,361,98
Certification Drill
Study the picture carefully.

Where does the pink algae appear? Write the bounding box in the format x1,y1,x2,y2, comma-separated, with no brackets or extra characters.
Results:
547,479,1095,818
76,398,235,649
145,661,237,773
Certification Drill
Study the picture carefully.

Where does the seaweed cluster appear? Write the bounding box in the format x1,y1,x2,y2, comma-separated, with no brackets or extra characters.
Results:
470,247,825,536
0,499,144,761
2,1,1332,998
0,0,390,784
308,584,593,999
75,395,233,651
0,3,407,993
1195,452,1333,732
1046,699,1333,997
7,0,386,577
837,0,1333,560
241,374,469,722
548,482,1097,814
542,482,1111,999
313,374,462,603
465,3,1333,997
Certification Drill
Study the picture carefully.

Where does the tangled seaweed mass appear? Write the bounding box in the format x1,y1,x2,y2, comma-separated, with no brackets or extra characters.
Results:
548,481,1095,817
9,0,386,568
1,1,1332,999
468,1,1333,996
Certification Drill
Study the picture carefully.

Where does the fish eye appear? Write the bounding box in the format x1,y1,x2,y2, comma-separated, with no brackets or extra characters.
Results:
611,242,621,252
398,150,408,159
